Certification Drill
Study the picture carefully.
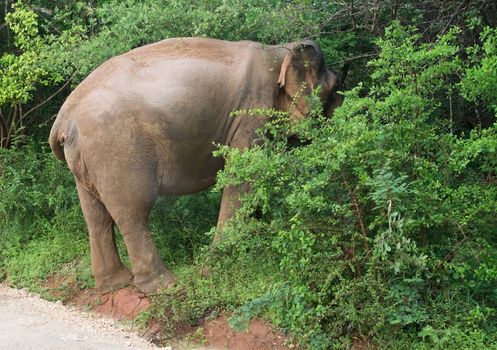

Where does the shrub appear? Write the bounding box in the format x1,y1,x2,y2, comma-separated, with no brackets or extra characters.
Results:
0,142,89,289
214,23,497,348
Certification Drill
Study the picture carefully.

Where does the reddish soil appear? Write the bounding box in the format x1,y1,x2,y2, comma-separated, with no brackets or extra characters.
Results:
203,314,292,350
44,275,150,320
43,274,293,350
80,287,150,320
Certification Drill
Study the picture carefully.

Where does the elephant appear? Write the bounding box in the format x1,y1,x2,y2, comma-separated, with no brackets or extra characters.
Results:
49,37,345,295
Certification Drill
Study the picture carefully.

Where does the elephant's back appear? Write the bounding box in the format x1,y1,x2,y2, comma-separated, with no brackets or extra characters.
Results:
64,38,258,110
124,37,256,64
58,37,277,149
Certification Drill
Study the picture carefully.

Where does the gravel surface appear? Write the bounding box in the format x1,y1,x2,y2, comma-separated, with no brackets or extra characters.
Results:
0,283,170,350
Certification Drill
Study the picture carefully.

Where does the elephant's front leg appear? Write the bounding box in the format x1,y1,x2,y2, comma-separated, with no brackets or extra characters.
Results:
76,184,133,294
214,184,247,242
214,115,265,241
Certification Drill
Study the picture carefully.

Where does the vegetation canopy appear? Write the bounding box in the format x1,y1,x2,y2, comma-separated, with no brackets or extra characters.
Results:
1,1,496,349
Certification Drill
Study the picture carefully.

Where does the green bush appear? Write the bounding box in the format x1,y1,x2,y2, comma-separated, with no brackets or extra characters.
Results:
0,142,90,290
212,23,497,349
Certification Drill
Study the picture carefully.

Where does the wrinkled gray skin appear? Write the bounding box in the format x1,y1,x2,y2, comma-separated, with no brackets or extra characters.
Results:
49,38,344,295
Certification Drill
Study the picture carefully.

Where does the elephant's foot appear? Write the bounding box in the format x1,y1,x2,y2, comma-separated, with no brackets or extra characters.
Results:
95,267,134,294
134,270,176,295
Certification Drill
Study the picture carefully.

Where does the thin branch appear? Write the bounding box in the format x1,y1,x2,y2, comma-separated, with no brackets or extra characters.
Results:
350,0,356,29
438,0,469,38
370,0,380,34
6,104,17,148
449,88,453,134
18,103,22,126
4,0,12,48
316,6,350,33
31,6,53,16
0,110,5,147
25,3,62,35
22,73,76,120
341,170,370,251
0,106,6,128
392,0,399,19
440,220,469,264
329,52,378,67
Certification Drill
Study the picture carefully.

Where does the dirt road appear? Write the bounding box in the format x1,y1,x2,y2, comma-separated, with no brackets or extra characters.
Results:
0,282,286,350
0,283,167,350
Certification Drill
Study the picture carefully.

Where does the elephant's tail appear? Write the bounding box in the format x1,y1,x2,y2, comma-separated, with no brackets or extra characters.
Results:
49,113,70,162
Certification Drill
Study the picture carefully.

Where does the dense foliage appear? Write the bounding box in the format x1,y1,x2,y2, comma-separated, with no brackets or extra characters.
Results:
1,1,496,349
212,24,497,348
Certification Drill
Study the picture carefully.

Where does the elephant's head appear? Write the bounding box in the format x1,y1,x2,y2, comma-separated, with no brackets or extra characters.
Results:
277,40,347,119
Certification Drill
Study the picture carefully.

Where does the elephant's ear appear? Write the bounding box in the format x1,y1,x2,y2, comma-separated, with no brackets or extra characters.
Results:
277,40,325,117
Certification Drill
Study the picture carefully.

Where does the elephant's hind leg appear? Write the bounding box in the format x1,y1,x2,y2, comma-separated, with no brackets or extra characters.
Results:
76,183,133,294
116,213,175,294
101,191,175,295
